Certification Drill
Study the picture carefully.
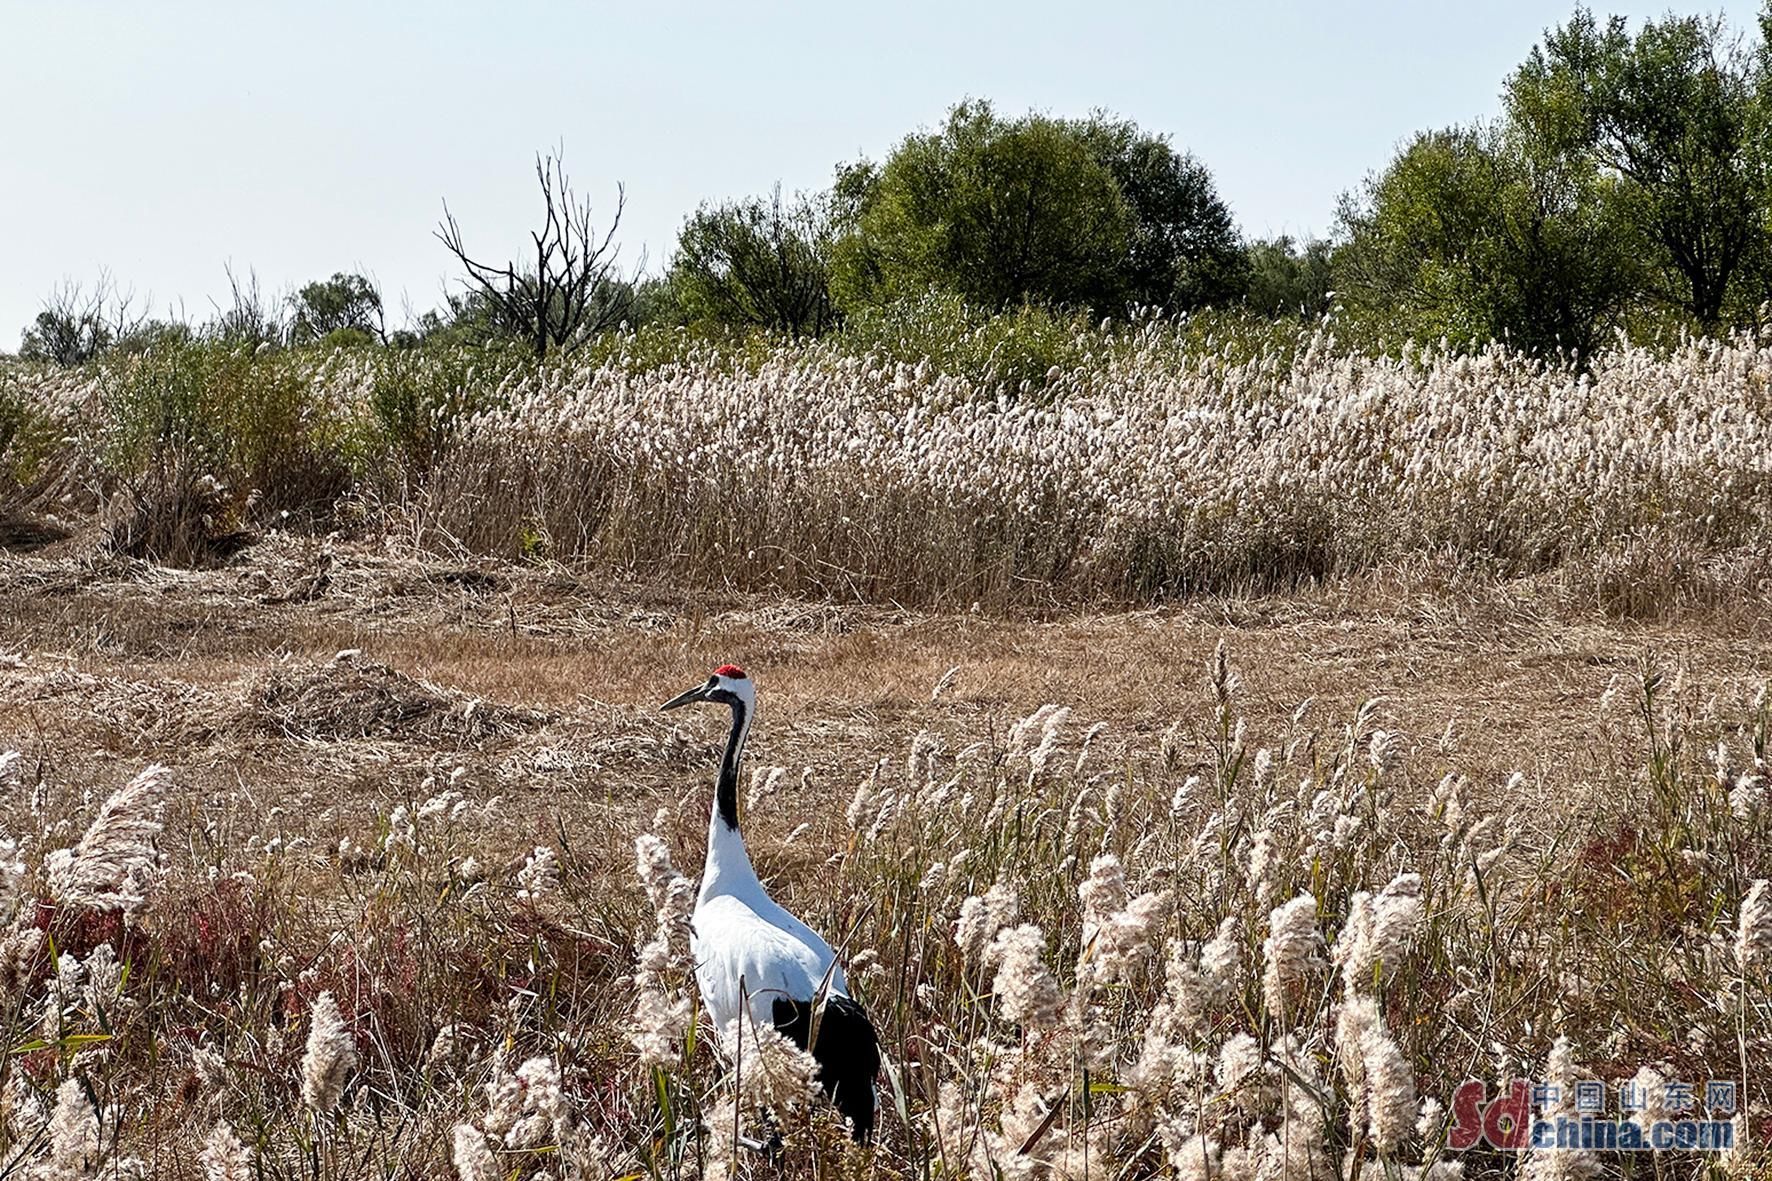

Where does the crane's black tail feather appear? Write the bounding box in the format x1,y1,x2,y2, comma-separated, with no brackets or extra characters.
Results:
772,994,881,1143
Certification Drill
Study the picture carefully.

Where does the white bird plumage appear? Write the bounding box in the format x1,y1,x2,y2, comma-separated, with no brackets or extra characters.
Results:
662,665,879,1141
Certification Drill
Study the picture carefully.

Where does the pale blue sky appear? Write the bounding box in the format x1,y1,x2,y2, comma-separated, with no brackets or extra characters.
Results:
1,1,1761,347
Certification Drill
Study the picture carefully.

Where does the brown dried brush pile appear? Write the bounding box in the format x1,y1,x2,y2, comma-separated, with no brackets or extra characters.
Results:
253,651,552,743
0,665,233,751
0,648,1768,1178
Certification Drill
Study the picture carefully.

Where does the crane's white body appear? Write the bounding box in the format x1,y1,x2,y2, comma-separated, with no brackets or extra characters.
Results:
666,667,878,1141
683,674,850,1032
692,818,849,1031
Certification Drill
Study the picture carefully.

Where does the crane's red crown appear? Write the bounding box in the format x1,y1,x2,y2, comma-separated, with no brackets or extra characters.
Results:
713,664,748,680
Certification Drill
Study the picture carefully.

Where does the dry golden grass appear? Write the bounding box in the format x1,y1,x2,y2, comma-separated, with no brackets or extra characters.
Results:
1,539,1770,1178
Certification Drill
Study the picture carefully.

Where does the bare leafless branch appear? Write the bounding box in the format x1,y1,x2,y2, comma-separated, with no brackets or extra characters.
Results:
435,150,632,357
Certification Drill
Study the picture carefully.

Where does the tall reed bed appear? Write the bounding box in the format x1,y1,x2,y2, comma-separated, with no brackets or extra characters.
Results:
6,320,1772,610
426,326,1772,610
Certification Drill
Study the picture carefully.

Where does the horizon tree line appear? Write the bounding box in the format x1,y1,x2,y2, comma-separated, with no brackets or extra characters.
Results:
15,3,1772,366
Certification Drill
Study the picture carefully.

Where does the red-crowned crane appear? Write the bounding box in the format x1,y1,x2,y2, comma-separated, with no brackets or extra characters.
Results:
662,664,880,1142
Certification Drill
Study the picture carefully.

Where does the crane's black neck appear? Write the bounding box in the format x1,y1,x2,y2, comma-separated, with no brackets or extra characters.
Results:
715,696,748,831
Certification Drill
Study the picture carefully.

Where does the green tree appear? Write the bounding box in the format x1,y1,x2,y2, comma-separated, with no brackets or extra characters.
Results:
670,186,838,336
1074,116,1249,310
289,272,384,345
1731,8,1772,324
20,305,112,366
1509,7,1770,332
1335,124,1636,356
413,290,501,348
18,277,144,365
625,276,686,330
832,101,1134,312
832,103,1247,317
114,319,195,356
1244,236,1335,318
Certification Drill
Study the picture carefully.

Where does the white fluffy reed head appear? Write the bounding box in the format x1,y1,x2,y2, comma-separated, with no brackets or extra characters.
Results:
1262,893,1324,1021
629,986,691,1071
954,882,1019,964
988,923,1063,1028
48,1077,98,1169
199,1121,253,1181
1736,878,1772,973
299,991,357,1114
45,764,170,913
514,845,559,902
723,1020,823,1112
451,1123,498,1181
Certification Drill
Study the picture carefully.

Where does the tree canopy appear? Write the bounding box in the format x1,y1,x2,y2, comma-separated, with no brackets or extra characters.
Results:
829,102,1244,317
289,273,384,345
1507,7,1769,332
1335,123,1638,356
1338,5,1772,351
833,102,1132,312
1075,116,1249,310
669,187,838,337
20,10,1772,365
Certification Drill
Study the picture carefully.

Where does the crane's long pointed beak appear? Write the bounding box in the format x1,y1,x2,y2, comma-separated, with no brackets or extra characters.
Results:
660,683,710,711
